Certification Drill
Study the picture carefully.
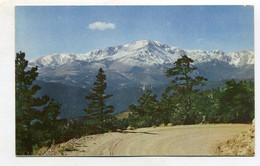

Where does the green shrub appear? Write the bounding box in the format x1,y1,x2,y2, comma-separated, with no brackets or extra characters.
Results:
167,123,173,127
159,123,166,127
127,126,134,130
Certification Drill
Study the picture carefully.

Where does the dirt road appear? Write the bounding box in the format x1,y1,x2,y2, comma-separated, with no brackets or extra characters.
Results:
47,124,250,156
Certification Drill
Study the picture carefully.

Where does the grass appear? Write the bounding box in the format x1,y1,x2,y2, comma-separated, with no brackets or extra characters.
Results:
159,123,166,127
127,125,135,130
32,146,49,155
57,143,76,155
116,110,132,119
167,123,173,126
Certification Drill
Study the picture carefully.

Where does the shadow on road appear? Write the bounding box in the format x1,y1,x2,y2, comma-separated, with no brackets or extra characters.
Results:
118,130,158,135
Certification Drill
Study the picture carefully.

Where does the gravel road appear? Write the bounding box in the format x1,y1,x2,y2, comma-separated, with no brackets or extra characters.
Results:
46,124,250,156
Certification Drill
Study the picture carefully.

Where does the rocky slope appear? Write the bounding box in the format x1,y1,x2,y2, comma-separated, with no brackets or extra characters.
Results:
216,119,255,156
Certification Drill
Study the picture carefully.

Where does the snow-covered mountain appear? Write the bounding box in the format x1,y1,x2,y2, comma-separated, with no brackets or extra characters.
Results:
29,40,254,118
30,40,254,69
29,40,254,88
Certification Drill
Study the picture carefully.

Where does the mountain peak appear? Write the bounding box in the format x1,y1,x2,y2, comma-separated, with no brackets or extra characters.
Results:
29,40,254,69
127,40,170,48
132,40,159,45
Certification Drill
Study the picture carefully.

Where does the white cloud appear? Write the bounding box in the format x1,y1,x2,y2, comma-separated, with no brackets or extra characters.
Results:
88,22,116,31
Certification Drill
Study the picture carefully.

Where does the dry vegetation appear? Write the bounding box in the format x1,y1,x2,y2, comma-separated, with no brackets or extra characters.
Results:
115,110,131,119
216,119,255,156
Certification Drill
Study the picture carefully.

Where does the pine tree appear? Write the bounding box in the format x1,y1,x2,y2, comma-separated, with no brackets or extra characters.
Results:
219,80,254,123
84,68,115,134
156,92,176,124
16,52,64,154
128,89,158,127
130,89,157,116
40,99,66,145
16,52,49,154
165,55,207,124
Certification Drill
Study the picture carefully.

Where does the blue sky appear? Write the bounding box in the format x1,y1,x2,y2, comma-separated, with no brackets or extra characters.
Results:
16,6,254,60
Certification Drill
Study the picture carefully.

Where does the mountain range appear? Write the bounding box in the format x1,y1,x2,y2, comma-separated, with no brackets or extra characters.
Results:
29,40,254,118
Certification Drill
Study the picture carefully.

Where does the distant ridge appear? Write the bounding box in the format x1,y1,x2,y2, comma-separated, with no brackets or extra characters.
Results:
30,40,254,69
29,40,254,118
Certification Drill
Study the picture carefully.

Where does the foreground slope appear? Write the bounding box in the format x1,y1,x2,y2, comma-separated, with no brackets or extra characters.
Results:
43,124,251,156
216,120,255,155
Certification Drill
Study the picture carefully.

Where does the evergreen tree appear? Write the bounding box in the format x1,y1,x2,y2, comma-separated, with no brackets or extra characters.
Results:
84,68,115,134
156,92,176,124
16,52,64,155
16,52,49,154
165,55,207,124
128,89,158,127
40,99,66,145
195,89,222,123
219,80,254,123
